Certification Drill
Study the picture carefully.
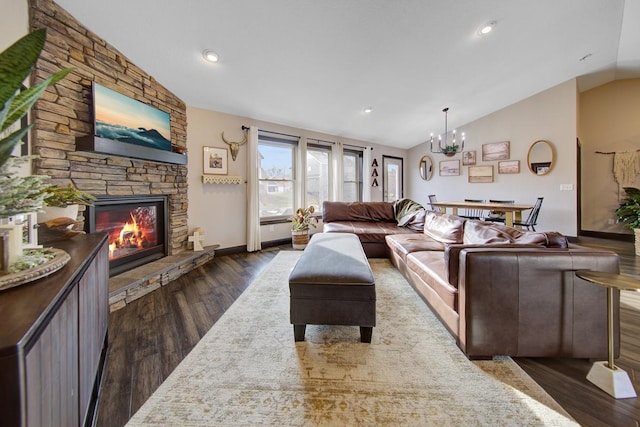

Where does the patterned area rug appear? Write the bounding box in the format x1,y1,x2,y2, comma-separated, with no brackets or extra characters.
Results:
127,251,577,426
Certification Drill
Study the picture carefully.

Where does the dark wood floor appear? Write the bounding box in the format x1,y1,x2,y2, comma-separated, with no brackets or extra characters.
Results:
94,237,640,427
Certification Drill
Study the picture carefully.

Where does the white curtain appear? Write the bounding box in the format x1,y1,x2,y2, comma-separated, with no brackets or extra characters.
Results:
331,141,344,201
246,126,261,252
362,146,373,202
297,137,307,208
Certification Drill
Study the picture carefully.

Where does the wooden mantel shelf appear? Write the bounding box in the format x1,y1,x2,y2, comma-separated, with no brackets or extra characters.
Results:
202,175,243,184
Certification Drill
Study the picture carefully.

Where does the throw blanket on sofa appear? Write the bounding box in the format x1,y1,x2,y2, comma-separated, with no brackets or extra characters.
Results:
394,199,425,231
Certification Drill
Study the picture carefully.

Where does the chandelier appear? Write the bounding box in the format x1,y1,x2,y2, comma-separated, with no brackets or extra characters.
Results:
430,107,465,157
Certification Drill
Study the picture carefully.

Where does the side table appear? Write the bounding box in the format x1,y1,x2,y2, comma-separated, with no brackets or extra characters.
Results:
575,270,638,399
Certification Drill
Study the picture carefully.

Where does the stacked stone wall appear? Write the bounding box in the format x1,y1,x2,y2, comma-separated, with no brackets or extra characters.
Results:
29,0,188,254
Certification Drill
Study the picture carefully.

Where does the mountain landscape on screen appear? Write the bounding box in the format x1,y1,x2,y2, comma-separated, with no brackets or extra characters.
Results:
93,83,172,152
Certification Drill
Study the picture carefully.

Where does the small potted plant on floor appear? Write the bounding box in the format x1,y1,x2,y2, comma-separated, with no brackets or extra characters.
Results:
290,205,318,250
615,187,640,256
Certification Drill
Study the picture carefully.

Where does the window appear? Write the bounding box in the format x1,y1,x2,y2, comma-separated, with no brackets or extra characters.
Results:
343,149,363,202
258,137,296,220
306,144,331,214
382,155,403,202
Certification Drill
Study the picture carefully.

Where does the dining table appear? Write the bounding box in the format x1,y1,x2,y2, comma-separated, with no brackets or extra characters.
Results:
430,200,533,227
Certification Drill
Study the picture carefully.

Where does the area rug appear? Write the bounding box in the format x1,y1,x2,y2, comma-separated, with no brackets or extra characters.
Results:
127,251,577,426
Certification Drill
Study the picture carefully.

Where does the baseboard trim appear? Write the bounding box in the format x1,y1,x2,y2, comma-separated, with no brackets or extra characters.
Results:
579,230,634,242
215,238,292,256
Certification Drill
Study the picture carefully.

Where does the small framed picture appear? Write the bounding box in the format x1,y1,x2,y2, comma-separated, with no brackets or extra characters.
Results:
468,165,494,183
203,146,228,175
439,159,460,176
482,141,510,161
498,160,520,174
462,150,476,166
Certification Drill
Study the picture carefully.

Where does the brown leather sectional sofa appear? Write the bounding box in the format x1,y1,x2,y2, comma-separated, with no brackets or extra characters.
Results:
322,201,620,359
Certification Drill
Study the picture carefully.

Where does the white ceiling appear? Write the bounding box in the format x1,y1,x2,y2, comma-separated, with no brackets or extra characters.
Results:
54,0,640,149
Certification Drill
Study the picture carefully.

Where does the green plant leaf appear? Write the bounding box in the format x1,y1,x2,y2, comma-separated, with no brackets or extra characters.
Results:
0,124,32,167
0,28,46,114
2,67,73,133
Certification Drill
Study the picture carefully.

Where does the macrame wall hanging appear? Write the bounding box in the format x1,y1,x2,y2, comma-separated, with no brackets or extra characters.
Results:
596,149,640,198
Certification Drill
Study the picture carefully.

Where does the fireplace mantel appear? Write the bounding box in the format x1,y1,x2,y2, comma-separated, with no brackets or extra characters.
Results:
76,135,188,165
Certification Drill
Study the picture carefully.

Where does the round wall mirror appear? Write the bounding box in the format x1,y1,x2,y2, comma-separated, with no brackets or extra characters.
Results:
527,140,554,176
419,155,434,180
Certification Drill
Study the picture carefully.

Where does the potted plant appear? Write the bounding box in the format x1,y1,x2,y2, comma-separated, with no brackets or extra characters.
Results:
0,29,73,269
290,205,318,250
615,187,640,256
441,144,459,157
37,184,97,223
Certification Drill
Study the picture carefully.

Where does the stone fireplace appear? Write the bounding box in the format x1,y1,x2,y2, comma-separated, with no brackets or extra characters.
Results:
29,0,189,265
86,195,168,276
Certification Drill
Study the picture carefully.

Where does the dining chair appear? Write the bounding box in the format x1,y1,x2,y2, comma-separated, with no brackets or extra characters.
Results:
427,194,442,212
460,199,485,220
483,199,514,223
514,197,543,231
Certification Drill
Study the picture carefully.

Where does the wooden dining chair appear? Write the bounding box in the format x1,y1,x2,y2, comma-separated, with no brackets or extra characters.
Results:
427,194,442,212
460,199,485,220
514,197,543,231
483,199,514,223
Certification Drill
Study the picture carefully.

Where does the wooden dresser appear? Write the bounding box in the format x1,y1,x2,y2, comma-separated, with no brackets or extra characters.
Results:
0,233,109,427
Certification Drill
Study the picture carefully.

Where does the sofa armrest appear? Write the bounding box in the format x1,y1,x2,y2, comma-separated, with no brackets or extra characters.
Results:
444,243,544,289
456,247,620,358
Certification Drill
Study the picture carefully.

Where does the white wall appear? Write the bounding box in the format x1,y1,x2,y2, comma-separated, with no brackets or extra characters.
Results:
0,0,28,50
187,107,407,249
407,79,579,237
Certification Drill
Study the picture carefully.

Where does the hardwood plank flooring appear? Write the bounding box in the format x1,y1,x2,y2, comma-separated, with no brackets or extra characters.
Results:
94,239,640,427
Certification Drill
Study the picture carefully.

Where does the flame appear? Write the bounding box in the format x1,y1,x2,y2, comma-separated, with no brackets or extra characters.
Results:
109,213,148,259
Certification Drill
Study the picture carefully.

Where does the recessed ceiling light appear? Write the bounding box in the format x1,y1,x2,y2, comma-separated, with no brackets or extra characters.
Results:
363,107,373,113
478,21,496,36
202,49,219,63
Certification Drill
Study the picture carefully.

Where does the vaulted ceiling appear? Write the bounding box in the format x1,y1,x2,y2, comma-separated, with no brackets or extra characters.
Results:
54,0,640,149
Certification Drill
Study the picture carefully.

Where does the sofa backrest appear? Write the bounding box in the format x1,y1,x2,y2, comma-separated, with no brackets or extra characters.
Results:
322,201,395,223
423,211,466,243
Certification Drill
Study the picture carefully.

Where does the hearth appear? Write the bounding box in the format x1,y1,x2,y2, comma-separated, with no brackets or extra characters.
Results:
86,195,168,276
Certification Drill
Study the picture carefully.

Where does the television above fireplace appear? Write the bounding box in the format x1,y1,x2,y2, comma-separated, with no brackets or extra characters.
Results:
75,82,187,165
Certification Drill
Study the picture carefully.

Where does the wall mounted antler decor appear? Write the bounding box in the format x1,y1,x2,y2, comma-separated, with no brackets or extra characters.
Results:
221,128,248,161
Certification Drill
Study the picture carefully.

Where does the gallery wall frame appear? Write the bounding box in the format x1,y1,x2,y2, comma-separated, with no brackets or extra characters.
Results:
468,165,494,183
462,150,476,166
498,160,520,174
439,159,460,176
481,141,510,161
203,146,228,175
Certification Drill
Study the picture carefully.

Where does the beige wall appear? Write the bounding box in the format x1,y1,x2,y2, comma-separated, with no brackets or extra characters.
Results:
187,107,407,249
579,78,640,235
0,0,28,50
407,79,579,236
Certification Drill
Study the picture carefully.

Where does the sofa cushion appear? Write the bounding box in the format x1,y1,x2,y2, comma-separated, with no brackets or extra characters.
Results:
463,220,551,246
385,234,445,262
423,211,466,244
406,251,458,311
323,221,414,243
323,201,395,223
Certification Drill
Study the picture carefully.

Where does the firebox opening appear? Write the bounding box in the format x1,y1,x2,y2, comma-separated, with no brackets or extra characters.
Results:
86,195,168,276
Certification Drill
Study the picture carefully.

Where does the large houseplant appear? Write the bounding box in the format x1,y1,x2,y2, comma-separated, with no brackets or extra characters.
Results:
615,187,640,256
290,205,318,249
0,29,73,270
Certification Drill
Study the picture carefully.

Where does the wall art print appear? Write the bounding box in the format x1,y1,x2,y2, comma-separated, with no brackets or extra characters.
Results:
481,141,510,161
203,147,228,175
498,160,520,174
439,159,460,176
93,83,172,152
468,165,494,183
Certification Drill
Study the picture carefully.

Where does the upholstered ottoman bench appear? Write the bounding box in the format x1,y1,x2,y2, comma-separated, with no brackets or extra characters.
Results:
288,232,376,342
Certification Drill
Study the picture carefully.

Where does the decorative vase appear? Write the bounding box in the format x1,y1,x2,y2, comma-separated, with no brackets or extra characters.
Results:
37,204,79,224
443,151,456,157
635,229,640,257
292,230,309,250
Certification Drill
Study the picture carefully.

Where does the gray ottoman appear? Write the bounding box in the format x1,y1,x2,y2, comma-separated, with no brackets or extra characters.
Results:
288,233,376,343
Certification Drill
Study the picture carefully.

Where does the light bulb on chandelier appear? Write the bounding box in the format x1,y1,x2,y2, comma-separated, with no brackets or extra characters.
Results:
430,107,465,157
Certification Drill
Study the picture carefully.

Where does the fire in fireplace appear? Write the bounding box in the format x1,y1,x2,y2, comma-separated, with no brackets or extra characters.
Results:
86,195,168,276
